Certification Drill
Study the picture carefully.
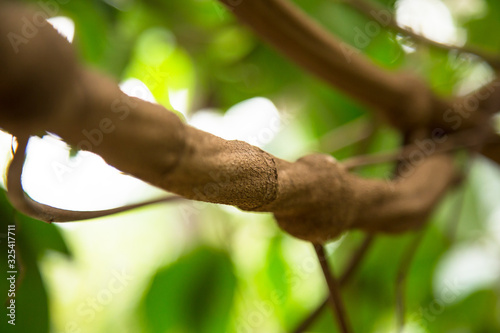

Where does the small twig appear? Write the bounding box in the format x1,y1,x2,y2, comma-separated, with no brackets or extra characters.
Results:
340,0,500,69
313,243,353,333
395,229,426,332
292,234,374,333
6,136,185,223
342,129,496,170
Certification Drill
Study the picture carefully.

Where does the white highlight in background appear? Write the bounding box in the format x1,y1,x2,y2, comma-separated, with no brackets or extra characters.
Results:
47,16,75,43
120,78,157,103
189,97,281,148
395,0,461,45
22,136,152,211
169,88,189,116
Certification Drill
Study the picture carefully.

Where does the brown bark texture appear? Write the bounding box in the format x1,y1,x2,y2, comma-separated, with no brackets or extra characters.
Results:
0,1,499,243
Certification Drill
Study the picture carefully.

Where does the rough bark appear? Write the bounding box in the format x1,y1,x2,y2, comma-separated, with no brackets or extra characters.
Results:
0,2,497,243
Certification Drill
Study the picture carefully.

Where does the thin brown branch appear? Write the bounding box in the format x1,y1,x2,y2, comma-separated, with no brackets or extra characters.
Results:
341,0,500,70
343,129,500,170
6,137,184,223
293,234,375,333
314,244,352,333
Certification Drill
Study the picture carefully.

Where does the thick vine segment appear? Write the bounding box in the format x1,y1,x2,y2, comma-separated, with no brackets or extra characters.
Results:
0,3,482,243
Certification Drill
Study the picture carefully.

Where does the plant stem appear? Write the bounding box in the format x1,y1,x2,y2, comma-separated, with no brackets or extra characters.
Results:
314,243,352,333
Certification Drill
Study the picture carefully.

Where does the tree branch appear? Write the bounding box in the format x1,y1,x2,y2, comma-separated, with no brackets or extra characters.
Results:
341,0,500,70
0,3,470,243
217,0,500,154
218,0,446,131
6,137,184,222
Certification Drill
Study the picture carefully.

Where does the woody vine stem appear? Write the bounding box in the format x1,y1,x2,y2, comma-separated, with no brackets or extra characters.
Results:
1,0,500,331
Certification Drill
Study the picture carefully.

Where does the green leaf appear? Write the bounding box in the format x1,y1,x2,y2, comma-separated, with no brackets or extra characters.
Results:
0,248,49,333
140,247,236,333
0,190,70,258
16,214,71,257
0,189,71,333
264,236,289,323
124,27,195,111
426,289,500,332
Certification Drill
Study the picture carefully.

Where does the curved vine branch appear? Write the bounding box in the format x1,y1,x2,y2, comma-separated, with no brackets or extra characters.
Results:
0,3,464,243
6,137,184,223
341,0,500,70
293,234,375,333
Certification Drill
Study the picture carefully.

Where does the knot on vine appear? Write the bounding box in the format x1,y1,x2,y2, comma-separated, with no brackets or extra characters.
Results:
272,154,357,243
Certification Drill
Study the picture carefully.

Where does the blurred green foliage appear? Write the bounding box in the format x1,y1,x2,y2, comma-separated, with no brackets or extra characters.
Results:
5,0,500,332
140,247,236,333
0,190,71,333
